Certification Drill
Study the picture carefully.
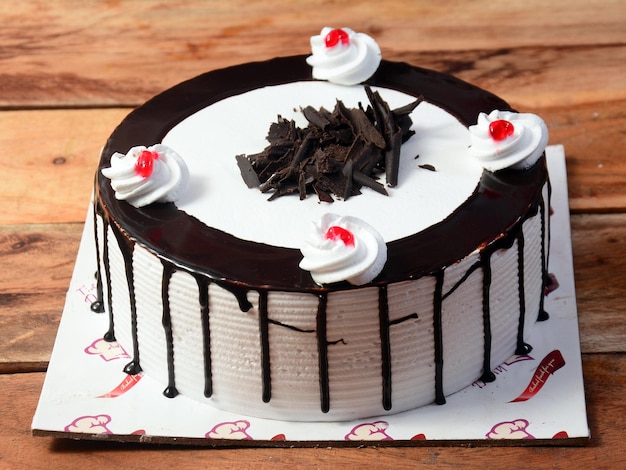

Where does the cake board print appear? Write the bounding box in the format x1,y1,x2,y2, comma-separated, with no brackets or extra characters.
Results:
32,146,590,446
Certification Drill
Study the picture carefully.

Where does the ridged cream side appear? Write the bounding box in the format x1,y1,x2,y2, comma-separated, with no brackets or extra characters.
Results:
325,287,385,418
489,242,522,365
167,270,206,398
522,207,545,338
387,278,436,409
206,285,264,409
132,246,168,386
264,292,322,412
441,252,485,394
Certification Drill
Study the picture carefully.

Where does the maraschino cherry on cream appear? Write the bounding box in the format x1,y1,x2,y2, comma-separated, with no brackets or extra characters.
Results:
468,110,549,171
101,144,189,208
488,119,515,142
134,149,160,178
324,28,350,48
325,225,355,247
300,213,387,286
306,27,381,85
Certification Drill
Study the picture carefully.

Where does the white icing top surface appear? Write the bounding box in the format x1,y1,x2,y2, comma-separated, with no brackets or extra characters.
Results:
162,81,483,249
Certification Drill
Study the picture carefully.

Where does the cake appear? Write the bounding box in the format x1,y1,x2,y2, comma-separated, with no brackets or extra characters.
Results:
91,27,551,422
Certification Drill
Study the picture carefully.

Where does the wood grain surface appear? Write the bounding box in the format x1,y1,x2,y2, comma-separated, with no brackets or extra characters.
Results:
1,0,624,467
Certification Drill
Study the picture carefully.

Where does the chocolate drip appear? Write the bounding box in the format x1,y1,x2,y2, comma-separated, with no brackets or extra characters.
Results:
515,231,533,355
389,312,419,326
267,319,315,333
429,184,552,398
378,286,393,410
316,293,330,413
196,275,212,397
441,261,481,301
101,215,116,342
375,287,419,411
258,290,271,403
161,261,179,398
90,198,105,314
107,223,142,375
479,255,496,383
433,272,446,405
221,284,253,312
538,195,550,321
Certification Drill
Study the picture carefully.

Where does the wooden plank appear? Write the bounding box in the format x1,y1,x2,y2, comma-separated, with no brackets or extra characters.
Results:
2,354,623,466
2,45,623,110
1,214,624,370
0,223,83,371
0,108,130,224
397,44,626,110
542,100,626,213
0,1,624,108
571,213,626,353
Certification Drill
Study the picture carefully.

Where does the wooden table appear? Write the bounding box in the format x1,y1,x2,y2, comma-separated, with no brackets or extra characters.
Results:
1,1,625,467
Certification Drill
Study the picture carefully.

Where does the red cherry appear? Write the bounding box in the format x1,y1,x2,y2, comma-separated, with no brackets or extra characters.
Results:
135,150,158,177
324,29,350,48
488,119,515,141
325,225,355,246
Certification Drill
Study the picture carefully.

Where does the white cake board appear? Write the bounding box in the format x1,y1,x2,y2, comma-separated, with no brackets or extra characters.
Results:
32,145,589,446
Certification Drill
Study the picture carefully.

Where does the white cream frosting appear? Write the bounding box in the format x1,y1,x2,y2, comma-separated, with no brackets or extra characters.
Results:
101,144,189,208
299,213,387,285
468,110,549,171
98,79,551,421
306,27,381,85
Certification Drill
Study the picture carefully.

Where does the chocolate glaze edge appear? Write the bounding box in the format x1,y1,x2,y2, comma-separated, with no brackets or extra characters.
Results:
94,55,547,293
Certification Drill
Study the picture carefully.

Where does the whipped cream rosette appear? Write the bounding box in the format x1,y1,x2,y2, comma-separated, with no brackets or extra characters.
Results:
306,27,381,85
469,110,549,171
101,144,189,207
299,213,387,286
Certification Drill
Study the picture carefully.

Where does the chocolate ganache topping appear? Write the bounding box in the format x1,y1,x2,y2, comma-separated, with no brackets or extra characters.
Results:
95,56,547,292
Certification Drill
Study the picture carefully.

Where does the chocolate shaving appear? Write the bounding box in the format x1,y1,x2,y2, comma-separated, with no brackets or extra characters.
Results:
235,154,260,188
302,106,331,130
419,164,437,172
236,85,422,202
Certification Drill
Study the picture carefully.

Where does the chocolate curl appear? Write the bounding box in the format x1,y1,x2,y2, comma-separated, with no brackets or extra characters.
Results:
386,129,402,187
353,170,388,196
335,99,386,150
235,154,260,188
364,85,423,187
341,159,354,200
302,105,331,130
